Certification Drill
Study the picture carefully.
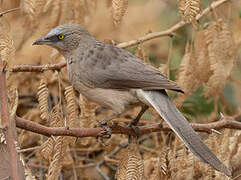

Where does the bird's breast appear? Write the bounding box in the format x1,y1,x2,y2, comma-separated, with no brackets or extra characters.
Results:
66,56,79,83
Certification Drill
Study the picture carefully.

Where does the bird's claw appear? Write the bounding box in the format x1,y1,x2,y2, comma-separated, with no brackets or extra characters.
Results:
97,120,112,145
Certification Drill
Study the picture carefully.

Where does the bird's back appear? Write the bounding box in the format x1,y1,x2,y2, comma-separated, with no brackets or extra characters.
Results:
72,40,183,93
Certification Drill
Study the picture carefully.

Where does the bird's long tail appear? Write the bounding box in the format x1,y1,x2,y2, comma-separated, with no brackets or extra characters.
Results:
140,89,231,177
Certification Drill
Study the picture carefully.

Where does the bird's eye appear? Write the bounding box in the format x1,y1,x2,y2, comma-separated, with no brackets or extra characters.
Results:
58,34,64,40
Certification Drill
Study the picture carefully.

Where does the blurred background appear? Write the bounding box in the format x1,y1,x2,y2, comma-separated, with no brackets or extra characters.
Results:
0,0,241,179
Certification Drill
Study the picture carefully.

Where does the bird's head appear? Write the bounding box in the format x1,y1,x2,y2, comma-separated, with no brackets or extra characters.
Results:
33,24,94,53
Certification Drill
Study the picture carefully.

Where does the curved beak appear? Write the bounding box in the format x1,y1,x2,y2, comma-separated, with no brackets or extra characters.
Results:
32,36,52,45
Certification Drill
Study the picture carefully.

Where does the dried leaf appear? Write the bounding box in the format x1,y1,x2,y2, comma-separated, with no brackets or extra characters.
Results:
37,79,49,121
46,136,65,180
64,86,79,144
116,143,144,180
0,20,15,62
178,0,202,24
8,87,18,119
64,86,79,128
112,0,128,26
204,19,236,97
21,0,47,21
175,43,199,105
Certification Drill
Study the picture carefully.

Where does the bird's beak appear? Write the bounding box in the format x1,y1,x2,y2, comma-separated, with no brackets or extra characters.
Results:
32,36,52,45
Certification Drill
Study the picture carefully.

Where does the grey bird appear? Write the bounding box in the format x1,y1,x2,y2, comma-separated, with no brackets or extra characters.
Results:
33,24,232,177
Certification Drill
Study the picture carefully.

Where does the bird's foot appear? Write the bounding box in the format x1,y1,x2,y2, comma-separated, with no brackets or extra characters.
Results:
128,123,140,144
97,118,113,145
127,105,148,143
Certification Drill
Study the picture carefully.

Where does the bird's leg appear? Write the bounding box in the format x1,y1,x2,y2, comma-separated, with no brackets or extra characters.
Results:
128,105,148,143
129,105,148,127
97,113,120,145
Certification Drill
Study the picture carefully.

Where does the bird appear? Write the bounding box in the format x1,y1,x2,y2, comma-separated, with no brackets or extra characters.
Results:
33,24,232,177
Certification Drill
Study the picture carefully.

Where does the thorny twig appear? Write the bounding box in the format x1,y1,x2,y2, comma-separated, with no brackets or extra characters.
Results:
9,0,230,73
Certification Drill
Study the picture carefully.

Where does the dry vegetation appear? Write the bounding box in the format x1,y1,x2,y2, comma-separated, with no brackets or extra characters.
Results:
0,0,241,179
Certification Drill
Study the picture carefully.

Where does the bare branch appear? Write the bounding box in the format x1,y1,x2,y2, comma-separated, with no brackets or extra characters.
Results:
117,0,230,48
15,116,241,138
0,8,20,17
10,61,66,72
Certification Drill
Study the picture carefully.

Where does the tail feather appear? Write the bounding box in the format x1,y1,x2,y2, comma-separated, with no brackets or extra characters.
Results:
140,89,231,177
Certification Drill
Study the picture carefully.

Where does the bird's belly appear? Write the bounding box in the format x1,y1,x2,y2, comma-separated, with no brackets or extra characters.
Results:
74,82,140,114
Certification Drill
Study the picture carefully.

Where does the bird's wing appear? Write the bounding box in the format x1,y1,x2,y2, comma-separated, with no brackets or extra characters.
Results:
80,43,183,92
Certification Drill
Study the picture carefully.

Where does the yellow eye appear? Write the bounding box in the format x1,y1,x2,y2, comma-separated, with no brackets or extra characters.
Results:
58,34,64,40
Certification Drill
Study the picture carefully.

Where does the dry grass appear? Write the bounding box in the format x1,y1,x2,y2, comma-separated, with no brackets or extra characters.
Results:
0,0,241,179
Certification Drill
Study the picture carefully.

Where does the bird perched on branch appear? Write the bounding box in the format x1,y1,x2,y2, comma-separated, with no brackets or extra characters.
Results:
33,24,231,177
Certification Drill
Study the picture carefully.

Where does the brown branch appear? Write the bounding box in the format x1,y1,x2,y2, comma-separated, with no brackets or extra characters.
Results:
16,116,101,137
10,61,66,72
15,116,241,138
117,0,230,48
9,0,229,73
0,59,23,180
0,7,20,17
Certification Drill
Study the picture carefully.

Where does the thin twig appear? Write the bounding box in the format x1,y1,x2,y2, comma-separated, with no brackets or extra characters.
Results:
211,129,222,135
96,160,110,180
104,156,119,164
233,173,241,180
10,61,66,72
1,176,11,180
0,7,20,17
18,146,41,153
117,0,230,48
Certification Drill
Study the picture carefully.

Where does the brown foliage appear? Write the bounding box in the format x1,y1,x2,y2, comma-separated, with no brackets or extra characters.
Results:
112,0,128,27
1,0,241,179
116,143,144,180
178,0,202,24
203,19,236,97
176,18,236,104
37,79,49,121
